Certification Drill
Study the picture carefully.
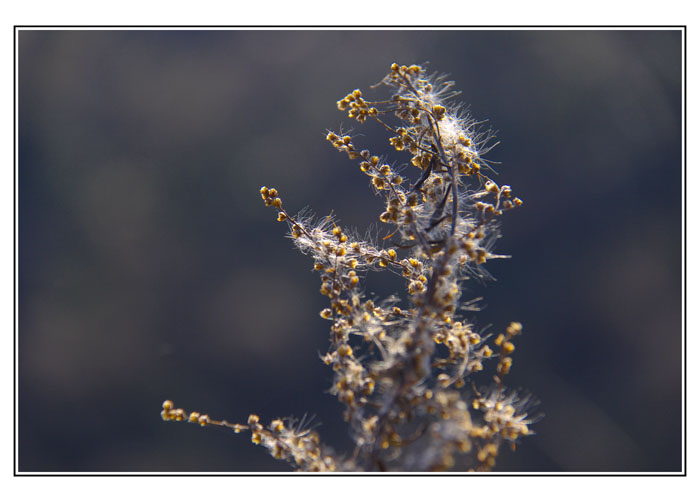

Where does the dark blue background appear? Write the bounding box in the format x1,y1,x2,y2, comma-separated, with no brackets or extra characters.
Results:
18,29,682,472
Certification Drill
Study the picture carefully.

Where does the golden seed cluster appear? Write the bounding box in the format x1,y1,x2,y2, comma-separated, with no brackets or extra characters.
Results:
494,321,523,380
337,88,378,123
326,132,360,160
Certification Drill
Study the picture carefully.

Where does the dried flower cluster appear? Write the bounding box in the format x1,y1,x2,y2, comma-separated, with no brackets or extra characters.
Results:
163,63,535,472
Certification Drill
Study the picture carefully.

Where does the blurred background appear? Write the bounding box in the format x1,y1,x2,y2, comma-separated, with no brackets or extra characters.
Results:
18,29,682,472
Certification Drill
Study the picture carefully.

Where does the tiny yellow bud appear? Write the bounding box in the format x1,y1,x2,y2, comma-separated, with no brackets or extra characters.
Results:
507,322,523,336
340,390,355,405
433,105,446,120
484,181,498,193
372,177,386,190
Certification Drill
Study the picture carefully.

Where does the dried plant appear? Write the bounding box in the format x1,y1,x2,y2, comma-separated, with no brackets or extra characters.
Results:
162,63,536,472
